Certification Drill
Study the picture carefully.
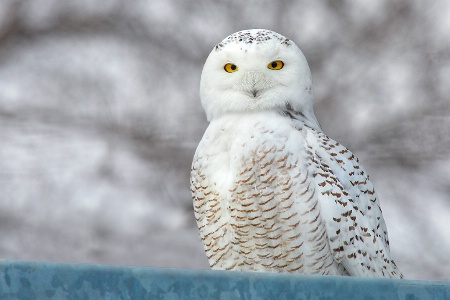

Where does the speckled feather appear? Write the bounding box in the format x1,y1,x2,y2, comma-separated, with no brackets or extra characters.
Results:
192,29,402,278
215,29,292,51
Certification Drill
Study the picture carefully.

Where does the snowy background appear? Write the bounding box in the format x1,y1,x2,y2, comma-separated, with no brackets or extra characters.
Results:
0,0,449,281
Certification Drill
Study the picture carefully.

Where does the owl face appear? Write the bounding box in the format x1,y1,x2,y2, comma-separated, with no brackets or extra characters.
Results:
200,29,314,122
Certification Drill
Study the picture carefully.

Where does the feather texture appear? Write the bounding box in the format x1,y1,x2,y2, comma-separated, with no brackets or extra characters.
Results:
191,112,402,278
192,29,402,278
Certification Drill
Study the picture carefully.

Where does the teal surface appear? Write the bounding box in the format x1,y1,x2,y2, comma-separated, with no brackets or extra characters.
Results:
0,260,448,299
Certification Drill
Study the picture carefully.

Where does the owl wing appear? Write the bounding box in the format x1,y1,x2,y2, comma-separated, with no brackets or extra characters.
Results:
304,126,403,279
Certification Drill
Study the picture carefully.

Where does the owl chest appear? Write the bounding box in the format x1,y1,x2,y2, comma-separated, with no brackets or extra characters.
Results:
224,134,304,229
200,125,298,200
193,118,337,272
197,121,311,230
196,116,309,211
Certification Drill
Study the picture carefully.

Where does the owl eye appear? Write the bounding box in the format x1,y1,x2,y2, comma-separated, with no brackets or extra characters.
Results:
268,60,284,70
224,63,238,73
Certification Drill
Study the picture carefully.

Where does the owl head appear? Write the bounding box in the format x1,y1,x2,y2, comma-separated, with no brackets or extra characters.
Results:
200,29,318,126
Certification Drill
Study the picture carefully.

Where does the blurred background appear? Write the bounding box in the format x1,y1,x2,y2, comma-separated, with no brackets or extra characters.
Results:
0,0,449,281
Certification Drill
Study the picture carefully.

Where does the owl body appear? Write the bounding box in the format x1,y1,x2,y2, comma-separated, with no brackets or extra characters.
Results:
191,29,402,278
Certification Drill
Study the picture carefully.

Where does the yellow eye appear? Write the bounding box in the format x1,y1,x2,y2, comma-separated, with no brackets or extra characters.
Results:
224,63,238,73
268,60,284,70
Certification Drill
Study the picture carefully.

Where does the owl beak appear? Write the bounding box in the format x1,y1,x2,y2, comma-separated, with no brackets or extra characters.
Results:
246,71,263,98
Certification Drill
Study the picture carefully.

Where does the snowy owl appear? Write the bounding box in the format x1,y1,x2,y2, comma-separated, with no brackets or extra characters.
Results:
191,29,402,278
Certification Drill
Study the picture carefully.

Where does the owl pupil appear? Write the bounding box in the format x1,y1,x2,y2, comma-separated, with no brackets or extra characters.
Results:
271,62,277,68
231,65,236,70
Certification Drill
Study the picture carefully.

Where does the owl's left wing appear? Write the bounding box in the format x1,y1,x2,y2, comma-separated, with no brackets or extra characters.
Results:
303,126,403,279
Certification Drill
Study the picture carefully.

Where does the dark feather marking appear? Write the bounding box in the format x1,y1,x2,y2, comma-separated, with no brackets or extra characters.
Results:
279,102,306,120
